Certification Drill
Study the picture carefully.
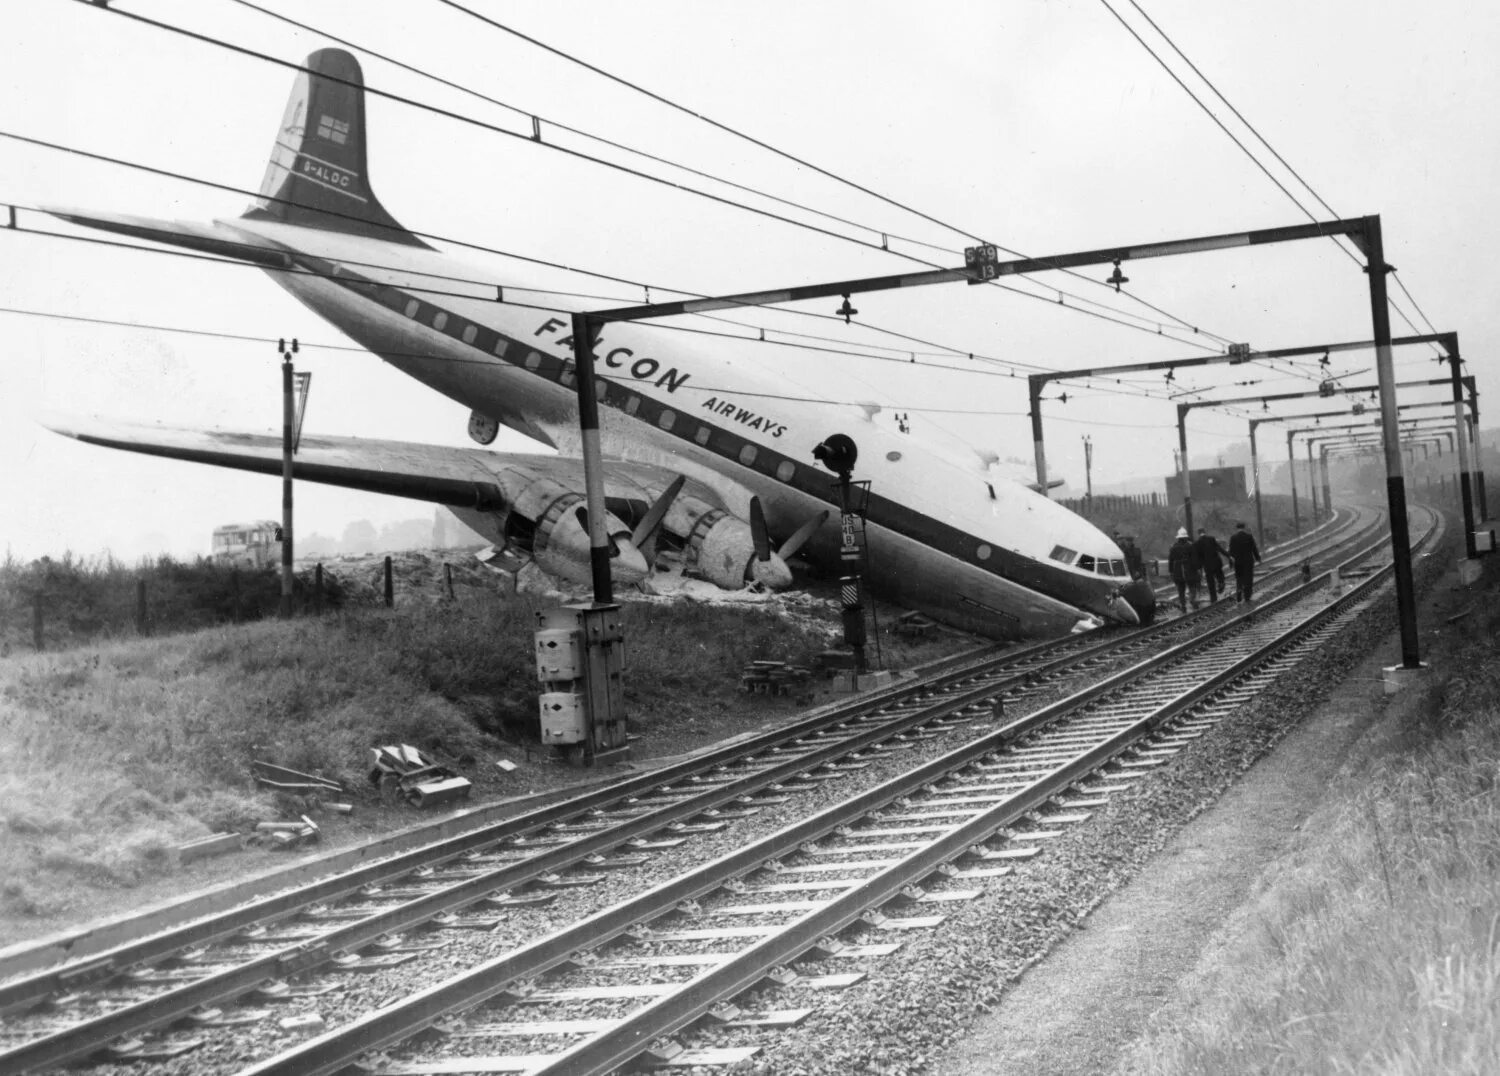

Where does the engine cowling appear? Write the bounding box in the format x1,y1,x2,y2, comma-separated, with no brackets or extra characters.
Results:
509,474,647,586
678,505,793,590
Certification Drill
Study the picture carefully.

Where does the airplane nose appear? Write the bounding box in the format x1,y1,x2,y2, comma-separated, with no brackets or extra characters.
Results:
1119,579,1157,625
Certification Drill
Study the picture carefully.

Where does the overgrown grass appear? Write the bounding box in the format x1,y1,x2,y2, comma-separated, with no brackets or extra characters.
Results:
0,551,328,654
1116,572,1500,1074
0,592,862,920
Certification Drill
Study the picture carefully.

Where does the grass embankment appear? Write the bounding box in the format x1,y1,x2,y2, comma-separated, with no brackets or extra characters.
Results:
1118,571,1500,1074
0,592,962,923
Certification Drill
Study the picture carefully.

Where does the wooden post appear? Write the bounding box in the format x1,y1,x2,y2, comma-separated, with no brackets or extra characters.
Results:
135,577,147,635
231,568,241,622
314,563,324,615
32,591,43,651
445,562,454,601
384,556,394,607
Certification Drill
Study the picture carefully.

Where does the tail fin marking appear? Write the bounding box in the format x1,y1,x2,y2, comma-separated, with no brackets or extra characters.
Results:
242,48,430,248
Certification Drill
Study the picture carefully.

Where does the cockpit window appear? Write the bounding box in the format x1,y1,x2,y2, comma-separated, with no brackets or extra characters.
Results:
1049,545,1077,565
1077,553,1096,572
1108,558,1127,577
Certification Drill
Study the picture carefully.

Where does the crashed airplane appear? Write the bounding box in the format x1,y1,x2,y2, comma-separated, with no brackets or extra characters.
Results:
45,48,1155,639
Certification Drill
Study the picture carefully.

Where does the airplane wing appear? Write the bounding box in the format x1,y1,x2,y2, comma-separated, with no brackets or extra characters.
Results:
41,416,805,591
42,413,704,511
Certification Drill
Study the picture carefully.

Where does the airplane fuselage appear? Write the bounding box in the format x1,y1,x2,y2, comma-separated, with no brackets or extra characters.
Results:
224,218,1149,637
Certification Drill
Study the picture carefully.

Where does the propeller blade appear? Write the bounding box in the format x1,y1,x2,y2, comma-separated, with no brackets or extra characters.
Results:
574,505,622,558
777,509,829,559
749,496,770,562
631,475,686,548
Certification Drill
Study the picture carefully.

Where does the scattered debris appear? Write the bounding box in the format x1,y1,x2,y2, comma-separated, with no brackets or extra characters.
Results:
252,760,344,798
739,660,813,697
815,649,861,674
250,815,320,851
176,832,242,863
495,759,518,773
368,744,473,808
891,610,937,638
277,1013,325,1032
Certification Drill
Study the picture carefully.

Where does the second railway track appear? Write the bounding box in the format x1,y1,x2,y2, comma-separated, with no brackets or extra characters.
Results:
0,503,1430,1075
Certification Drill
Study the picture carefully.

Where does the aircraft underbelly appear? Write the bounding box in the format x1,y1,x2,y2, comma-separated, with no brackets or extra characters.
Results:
273,271,570,444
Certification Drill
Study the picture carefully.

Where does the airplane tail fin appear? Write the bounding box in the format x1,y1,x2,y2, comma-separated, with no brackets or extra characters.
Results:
241,48,430,248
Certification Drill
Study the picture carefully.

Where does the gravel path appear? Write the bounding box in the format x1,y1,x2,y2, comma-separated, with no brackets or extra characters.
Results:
926,557,1469,1076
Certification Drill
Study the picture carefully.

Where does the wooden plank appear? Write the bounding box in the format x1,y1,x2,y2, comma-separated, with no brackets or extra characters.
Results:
967,846,1041,860
800,972,867,988
720,1009,812,1029
951,865,1012,879
875,915,945,930
591,953,730,969
525,983,671,1002
642,925,776,942
741,879,855,894
646,1047,762,1068
916,889,982,903
448,1017,614,1037
771,858,902,873
712,900,821,916
804,840,929,855
853,824,954,838
178,833,242,863
371,1057,557,1074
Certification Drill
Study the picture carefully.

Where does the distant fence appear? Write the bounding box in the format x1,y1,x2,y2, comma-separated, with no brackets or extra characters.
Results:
1058,493,1164,514
0,553,487,654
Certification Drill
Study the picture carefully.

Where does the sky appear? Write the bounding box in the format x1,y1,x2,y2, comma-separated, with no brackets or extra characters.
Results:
2,0,1496,562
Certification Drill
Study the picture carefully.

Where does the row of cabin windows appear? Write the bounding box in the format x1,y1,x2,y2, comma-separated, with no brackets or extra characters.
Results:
1049,545,1130,578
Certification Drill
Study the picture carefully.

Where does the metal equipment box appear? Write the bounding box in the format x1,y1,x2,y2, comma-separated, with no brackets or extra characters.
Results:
534,603,628,762
539,692,588,744
534,628,585,680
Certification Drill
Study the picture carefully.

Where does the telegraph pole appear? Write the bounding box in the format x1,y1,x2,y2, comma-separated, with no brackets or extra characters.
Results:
278,338,297,619
1083,435,1093,511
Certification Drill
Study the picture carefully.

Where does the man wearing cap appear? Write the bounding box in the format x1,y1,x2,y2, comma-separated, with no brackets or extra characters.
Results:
1167,527,1202,612
1228,521,1262,601
1195,527,1229,602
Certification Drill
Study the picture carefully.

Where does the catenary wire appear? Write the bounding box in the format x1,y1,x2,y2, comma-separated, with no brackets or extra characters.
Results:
1100,0,1436,349
430,0,1235,342
86,0,1237,352
1122,0,1443,340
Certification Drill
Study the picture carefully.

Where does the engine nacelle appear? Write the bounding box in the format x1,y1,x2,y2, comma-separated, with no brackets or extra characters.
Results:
532,490,646,585
677,505,793,590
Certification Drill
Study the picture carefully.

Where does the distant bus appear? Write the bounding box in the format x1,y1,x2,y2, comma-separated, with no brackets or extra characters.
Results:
211,520,281,567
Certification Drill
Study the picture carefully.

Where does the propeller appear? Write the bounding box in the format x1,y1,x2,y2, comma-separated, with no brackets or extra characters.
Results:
573,505,623,558
749,496,771,563
631,475,686,565
777,509,829,559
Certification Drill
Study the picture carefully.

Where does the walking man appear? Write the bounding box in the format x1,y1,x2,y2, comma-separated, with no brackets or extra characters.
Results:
1227,521,1262,602
1194,527,1228,602
1121,535,1145,581
1168,527,1202,612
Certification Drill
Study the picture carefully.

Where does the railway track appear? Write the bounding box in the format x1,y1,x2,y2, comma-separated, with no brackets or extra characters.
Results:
0,504,1420,1074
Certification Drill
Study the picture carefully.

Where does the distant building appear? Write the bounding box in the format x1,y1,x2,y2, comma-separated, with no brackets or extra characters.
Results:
1164,466,1248,507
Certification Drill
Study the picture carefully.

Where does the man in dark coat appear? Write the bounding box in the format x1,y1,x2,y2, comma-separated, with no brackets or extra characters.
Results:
1121,535,1145,581
1194,527,1228,602
1227,521,1262,601
1167,527,1202,612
